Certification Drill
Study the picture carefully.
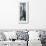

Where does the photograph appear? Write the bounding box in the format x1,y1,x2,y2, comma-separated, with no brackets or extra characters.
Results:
19,2,29,24
20,3,26,21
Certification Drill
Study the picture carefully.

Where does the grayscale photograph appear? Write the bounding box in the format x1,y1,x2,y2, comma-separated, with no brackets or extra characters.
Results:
0,0,46,46
19,2,29,24
20,3,26,21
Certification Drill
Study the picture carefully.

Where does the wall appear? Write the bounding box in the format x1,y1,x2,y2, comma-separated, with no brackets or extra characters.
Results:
31,0,46,30
0,0,46,30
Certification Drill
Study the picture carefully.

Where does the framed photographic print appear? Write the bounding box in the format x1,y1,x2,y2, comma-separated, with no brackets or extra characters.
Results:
19,1,29,24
